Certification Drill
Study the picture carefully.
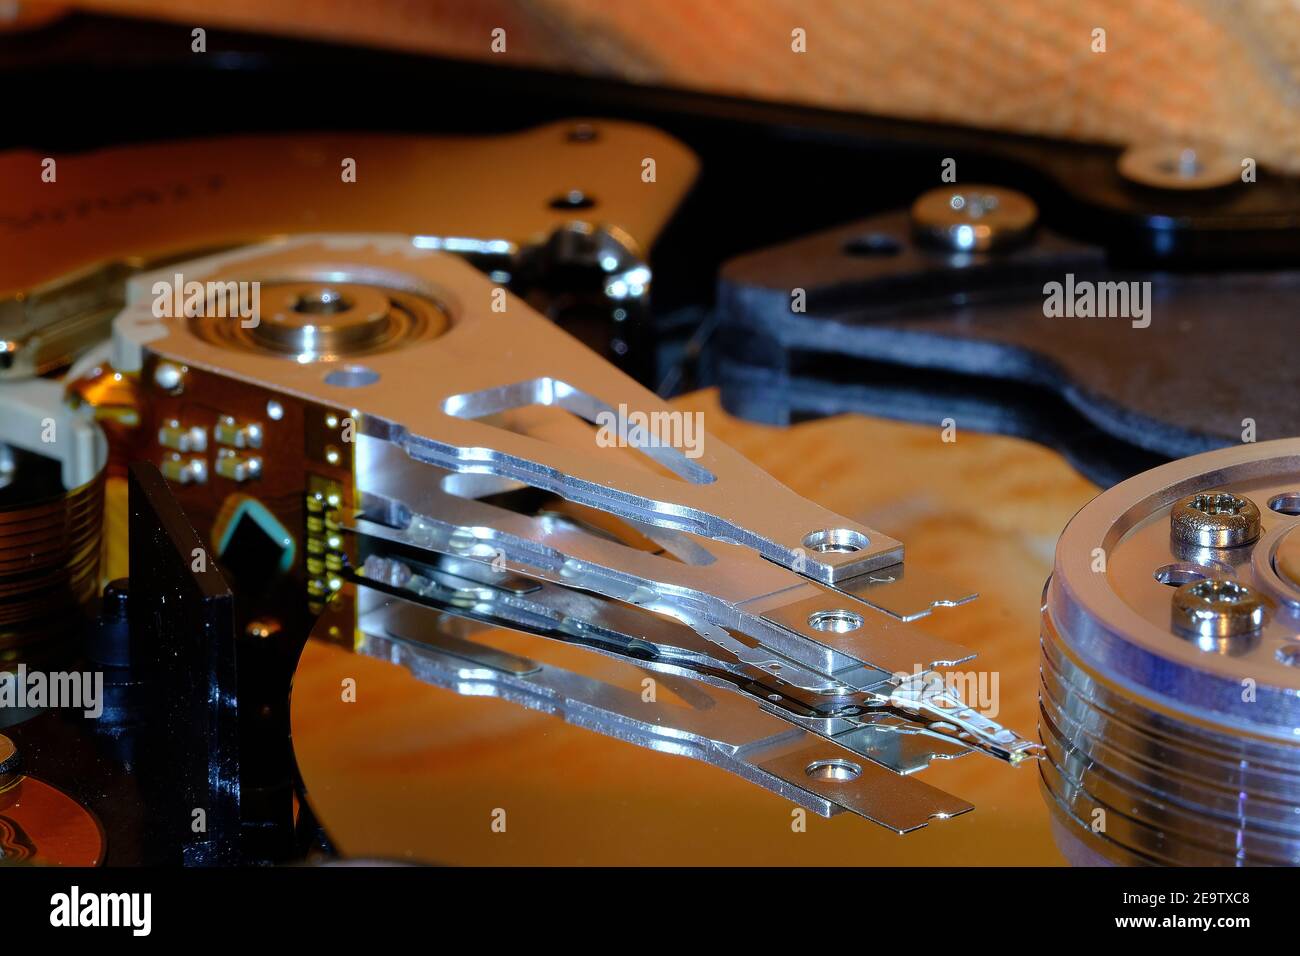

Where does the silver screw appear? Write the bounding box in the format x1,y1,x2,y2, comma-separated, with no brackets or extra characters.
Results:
911,184,1037,253
1172,578,1266,640
1117,143,1240,190
1170,492,1261,548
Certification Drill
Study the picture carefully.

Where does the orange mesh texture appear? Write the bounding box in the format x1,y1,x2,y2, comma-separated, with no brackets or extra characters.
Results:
41,0,1300,172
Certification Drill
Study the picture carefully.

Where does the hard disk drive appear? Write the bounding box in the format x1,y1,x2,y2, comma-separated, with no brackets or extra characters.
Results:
0,5,1296,912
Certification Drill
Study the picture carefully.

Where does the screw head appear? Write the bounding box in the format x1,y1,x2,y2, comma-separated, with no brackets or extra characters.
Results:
1170,492,1261,548
1117,143,1240,190
911,184,1037,252
1171,577,1267,639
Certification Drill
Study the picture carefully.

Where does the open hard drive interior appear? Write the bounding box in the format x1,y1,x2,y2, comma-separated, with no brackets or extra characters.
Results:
2,2,1300,873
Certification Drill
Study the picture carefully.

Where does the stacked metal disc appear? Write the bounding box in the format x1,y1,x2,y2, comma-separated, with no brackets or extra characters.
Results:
1041,439,1300,866
0,443,104,650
